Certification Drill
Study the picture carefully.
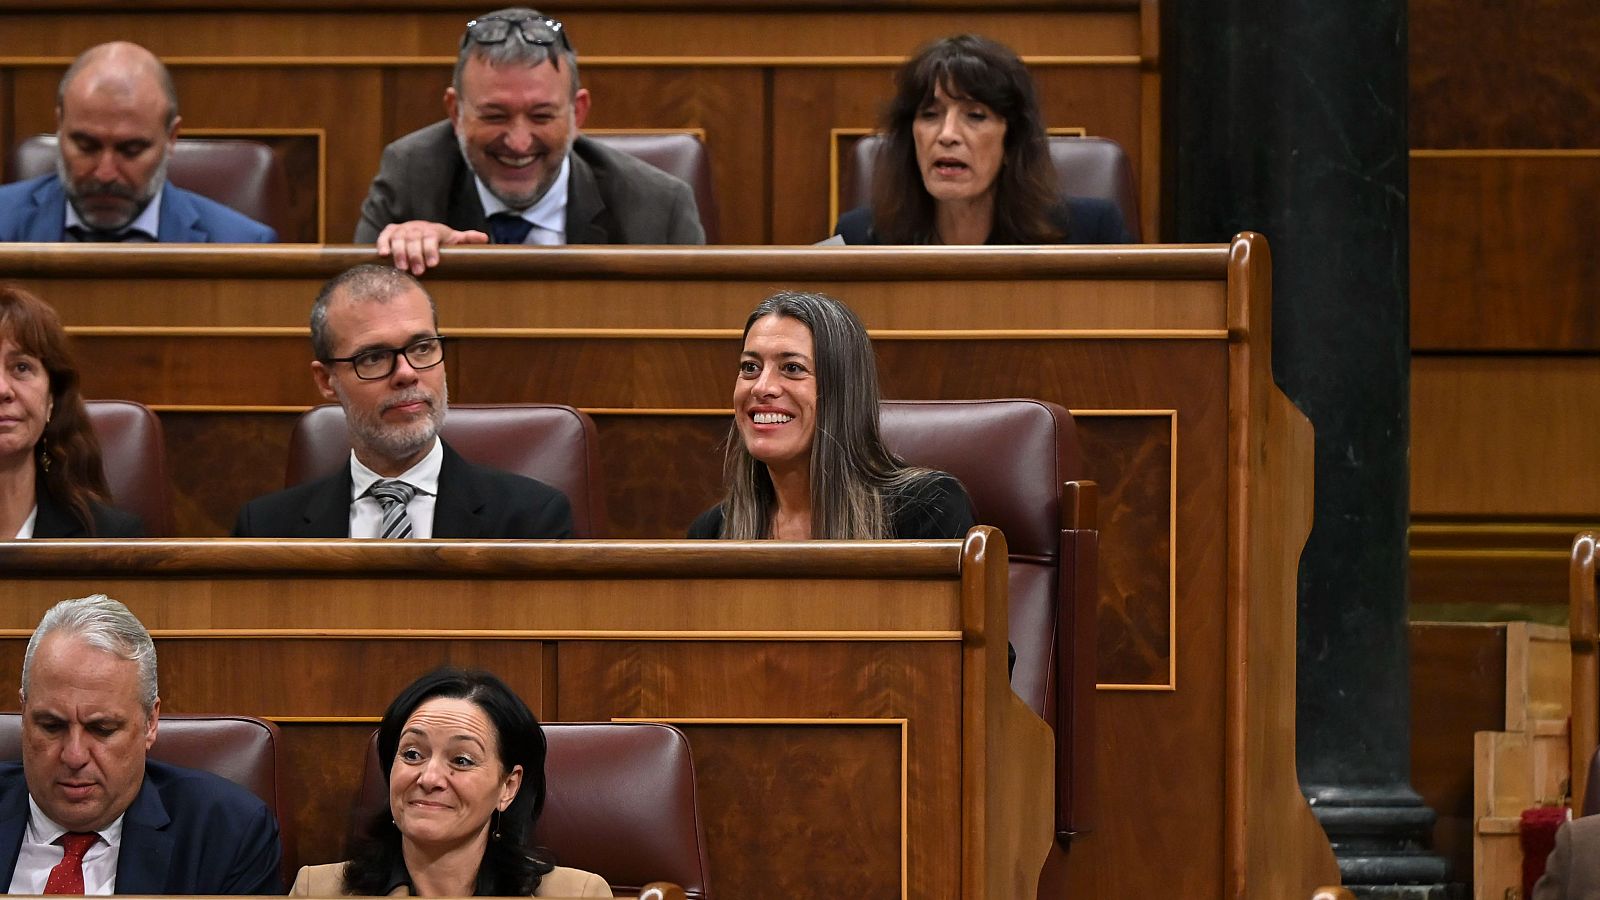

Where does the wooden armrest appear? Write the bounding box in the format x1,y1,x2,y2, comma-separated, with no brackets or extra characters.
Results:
639,882,687,900
1311,887,1354,900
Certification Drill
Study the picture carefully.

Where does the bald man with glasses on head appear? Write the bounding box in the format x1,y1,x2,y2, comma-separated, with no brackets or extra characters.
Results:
355,7,704,274
231,264,573,539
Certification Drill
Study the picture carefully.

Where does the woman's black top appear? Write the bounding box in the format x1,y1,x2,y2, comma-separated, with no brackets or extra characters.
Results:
31,483,144,538
833,195,1133,245
687,472,976,539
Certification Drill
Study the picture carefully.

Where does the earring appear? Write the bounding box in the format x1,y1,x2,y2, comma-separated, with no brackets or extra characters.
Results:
491,808,502,841
38,448,51,472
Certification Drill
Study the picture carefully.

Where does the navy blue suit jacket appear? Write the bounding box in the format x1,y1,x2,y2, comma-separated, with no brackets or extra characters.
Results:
0,174,276,243
0,759,284,894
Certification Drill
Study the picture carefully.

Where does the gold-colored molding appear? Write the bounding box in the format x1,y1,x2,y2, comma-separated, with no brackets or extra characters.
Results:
0,55,1143,70
67,326,1230,340
38,628,962,641
1411,148,1600,159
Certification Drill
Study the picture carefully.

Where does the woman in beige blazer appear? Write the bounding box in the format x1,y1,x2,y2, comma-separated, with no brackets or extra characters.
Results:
290,668,609,897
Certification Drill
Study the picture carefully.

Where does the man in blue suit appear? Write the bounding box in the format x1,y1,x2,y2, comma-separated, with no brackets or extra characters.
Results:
0,595,283,894
0,42,274,243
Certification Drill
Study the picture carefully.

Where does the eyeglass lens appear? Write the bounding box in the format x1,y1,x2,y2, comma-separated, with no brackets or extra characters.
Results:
354,338,444,379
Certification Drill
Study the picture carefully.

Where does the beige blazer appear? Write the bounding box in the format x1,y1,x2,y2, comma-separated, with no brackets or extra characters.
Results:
290,861,612,898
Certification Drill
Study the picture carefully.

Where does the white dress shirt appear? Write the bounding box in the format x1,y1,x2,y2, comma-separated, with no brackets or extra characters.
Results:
13,505,38,538
346,439,443,538
472,155,570,245
7,796,125,895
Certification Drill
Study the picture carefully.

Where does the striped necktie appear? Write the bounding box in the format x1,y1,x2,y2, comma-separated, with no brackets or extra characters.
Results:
369,479,417,539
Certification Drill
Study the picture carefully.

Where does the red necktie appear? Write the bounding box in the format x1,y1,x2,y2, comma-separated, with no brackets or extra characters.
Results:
43,832,98,894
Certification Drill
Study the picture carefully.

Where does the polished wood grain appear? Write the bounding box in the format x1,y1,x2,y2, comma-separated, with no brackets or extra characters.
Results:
0,240,1322,898
1411,355,1600,517
1410,521,1581,608
0,534,1046,900
1411,153,1600,351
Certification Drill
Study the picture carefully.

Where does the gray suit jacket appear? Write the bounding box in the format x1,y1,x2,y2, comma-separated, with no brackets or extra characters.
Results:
354,121,703,245
1535,816,1600,900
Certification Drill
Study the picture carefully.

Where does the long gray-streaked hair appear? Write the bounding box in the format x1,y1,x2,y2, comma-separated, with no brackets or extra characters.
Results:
718,291,934,539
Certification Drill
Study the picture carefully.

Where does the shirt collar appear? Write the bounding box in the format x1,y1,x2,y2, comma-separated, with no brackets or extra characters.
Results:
63,184,163,241
381,851,495,896
25,794,125,848
472,154,570,237
348,437,444,502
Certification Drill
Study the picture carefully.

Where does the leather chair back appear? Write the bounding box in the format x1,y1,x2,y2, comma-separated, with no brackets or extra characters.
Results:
0,712,290,883
285,403,607,538
85,399,173,537
356,722,710,899
1585,745,1600,816
847,134,1141,238
587,131,720,242
879,398,1097,843
9,135,292,238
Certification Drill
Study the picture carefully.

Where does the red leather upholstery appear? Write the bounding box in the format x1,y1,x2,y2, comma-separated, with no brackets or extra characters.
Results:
285,403,607,538
357,722,710,899
85,399,173,537
847,134,1141,238
9,135,291,239
587,132,720,243
0,712,290,883
879,399,1097,843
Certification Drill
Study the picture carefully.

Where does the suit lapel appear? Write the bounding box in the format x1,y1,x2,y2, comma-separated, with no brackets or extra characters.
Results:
298,467,356,537
22,179,68,242
31,487,86,538
114,772,174,894
0,768,30,890
431,443,485,538
564,149,612,245
156,188,207,242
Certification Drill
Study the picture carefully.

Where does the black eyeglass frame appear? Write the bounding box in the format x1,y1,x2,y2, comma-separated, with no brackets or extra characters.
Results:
461,15,572,51
323,336,450,381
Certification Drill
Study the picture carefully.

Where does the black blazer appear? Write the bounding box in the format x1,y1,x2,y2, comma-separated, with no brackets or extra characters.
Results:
834,195,1133,245
230,440,574,539
32,484,144,538
0,760,283,894
687,472,975,539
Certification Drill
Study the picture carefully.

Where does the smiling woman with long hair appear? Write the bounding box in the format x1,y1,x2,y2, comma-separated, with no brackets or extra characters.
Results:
0,284,141,539
688,290,975,541
835,34,1133,246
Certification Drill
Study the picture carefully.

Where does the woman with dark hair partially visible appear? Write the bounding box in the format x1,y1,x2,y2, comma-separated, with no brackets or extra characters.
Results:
290,667,610,897
0,284,142,538
688,290,975,540
835,34,1132,246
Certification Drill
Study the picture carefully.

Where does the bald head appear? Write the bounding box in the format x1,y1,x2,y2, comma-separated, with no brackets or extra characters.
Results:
57,42,178,128
53,42,180,234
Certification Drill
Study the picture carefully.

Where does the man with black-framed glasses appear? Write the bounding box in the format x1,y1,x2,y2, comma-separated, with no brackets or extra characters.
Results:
231,264,573,539
354,6,705,274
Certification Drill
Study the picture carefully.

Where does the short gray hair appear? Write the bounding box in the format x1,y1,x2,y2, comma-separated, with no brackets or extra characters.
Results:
21,595,158,715
453,7,581,100
309,264,436,361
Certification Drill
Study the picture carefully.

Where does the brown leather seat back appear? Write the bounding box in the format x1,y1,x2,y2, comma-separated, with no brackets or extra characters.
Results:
847,134,1140,237
285,403,607,538
0,712,290,882
586,131,719,242
356,722,710,899
879,398,1097,841
85,399,173,537
10,135,291,238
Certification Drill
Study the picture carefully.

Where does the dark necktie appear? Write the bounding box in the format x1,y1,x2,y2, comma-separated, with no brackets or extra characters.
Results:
369,479,417,539
44,832,98,894
487,212,535,245
66,225,136,242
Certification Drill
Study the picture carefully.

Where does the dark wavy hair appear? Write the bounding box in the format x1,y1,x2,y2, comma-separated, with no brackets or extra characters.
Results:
872,34,1061,244
717,291,936,539
343,668,555,895
0,284,112,533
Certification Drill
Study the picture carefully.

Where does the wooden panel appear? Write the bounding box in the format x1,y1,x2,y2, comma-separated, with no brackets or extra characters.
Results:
0,537,1042,900
0,240,1328,899
1410,522,1586,609
1410,622,1511,885
1411,153,1600,351
1410,0,1600,148
1412,355,1600,517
